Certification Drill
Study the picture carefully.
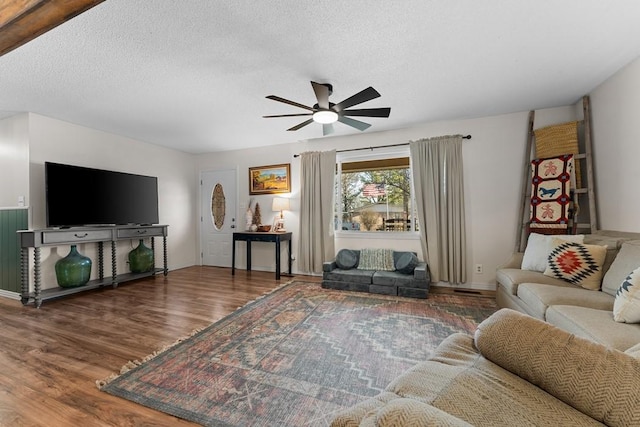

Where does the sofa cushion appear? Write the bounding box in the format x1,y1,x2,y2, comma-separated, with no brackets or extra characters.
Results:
324,268,374,284
391,333,603,426
360,398,473,427
395,252,419,274
613,266,640,323
626,343,640,358
545,305,640,351
602,241,640,297
372,271,414,287
475,309,640,427
496,268,575,296
517,283,614,320
544,239,607,290
335,249,359,269
521,233,585,272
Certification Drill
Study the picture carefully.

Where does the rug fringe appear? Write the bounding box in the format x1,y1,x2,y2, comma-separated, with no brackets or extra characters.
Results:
96,279,299,389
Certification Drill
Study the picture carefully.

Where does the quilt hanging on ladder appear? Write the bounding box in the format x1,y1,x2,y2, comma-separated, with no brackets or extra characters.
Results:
529,154,576,232
534,121,581,188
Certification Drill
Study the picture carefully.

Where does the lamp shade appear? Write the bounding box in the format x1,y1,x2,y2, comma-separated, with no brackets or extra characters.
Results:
272,197,290,213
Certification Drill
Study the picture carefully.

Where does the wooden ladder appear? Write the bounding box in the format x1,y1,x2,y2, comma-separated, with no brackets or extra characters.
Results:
515,95,598,252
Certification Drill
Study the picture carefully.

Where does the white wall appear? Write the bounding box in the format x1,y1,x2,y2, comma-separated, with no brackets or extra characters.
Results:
0,114,30,208
589,57,640,232
197,105,577,290
5,53,635,294
27,114,198,289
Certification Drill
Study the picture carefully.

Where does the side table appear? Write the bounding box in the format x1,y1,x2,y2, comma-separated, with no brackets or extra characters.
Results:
232,232,292,280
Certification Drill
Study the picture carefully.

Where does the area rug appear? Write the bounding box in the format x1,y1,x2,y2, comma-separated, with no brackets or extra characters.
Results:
99,281,497,426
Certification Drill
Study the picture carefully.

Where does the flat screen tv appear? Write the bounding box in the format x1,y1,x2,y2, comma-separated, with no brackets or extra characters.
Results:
45,162,159,228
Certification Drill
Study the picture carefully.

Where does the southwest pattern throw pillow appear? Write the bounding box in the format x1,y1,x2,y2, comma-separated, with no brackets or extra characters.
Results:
543,239,606,290
613,267,640,323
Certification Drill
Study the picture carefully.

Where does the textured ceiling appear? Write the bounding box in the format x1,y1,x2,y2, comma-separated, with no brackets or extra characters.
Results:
1,0,639,154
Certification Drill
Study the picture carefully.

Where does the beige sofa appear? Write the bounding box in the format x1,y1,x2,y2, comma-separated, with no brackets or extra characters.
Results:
331,309,640,426
496,230,640,351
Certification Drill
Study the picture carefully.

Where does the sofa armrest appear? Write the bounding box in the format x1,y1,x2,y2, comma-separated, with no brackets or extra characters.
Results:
475,309,640,427
414,262,429,281
497,252,524,270
323,261,337,273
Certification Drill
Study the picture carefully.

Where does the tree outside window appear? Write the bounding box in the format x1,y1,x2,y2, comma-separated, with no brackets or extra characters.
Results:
335,157,417,232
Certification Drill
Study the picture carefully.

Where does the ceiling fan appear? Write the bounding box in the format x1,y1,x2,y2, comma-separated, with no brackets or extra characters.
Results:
263,81,391,136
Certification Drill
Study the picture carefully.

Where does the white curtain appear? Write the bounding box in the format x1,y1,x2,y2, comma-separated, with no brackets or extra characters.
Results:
410,135,466,284
299,150,336,273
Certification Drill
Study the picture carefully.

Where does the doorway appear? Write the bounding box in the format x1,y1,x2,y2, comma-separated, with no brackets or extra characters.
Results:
200,169,237,267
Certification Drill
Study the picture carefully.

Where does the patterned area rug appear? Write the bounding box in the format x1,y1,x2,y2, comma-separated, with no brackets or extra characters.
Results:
99,281,497,426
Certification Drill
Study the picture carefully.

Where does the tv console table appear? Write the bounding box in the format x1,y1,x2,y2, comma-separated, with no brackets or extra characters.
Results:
18,225,168,308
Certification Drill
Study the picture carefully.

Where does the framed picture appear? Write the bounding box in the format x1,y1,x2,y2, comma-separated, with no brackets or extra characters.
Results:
249,163,291,195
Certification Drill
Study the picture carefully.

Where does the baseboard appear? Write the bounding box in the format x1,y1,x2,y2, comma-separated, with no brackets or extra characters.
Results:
0,289,21,300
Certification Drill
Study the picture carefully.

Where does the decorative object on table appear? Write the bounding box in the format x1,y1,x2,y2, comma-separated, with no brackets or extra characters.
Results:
271,197,289,232
245,199,253,231
128,239,154,273
249,163,291,195
98,281,496,426
252,202,262,226
210,183,226,230
55,245,92,288
257,225,271,232
250,224,258,231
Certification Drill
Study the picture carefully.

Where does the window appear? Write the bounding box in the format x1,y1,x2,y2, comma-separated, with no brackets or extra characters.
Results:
335,148,417,233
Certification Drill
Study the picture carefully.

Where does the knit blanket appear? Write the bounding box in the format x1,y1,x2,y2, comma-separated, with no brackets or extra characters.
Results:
357,248,395,271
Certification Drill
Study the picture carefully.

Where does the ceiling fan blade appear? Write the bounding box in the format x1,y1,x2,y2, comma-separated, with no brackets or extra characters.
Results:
333,86,381,112
266,95,314,111
342,107,391,118
323,123,335,136
311,81,330,109
338,116,371,131
287,118,314,131
263,113,313,118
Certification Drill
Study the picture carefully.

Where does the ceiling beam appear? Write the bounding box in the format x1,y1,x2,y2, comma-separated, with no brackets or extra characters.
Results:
0,0,105,57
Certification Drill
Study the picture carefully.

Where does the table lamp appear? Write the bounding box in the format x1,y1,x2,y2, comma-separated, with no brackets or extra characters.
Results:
272,197,290,231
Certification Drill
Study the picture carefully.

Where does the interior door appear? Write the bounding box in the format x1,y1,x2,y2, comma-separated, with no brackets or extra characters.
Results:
201,169,237,267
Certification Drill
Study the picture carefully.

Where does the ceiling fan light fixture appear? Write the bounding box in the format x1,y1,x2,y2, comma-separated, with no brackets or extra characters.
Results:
312,110,338,124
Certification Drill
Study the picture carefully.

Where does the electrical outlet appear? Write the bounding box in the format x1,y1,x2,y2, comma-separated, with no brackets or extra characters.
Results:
475,264,483,274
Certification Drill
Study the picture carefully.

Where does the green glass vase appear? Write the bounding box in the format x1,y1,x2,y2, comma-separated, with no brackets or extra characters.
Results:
55,245,92,288
129,239,154,273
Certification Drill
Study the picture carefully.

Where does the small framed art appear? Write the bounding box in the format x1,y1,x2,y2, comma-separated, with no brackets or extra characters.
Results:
249,163,291,195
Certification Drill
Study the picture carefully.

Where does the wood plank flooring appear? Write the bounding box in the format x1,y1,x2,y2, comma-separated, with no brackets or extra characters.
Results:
0,266,307,426
0,267,492,426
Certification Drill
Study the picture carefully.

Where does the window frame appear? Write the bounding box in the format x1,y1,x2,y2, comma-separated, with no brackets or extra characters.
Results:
335,146,419,239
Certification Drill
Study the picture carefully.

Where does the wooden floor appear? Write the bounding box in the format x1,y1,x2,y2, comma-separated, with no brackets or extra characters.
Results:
0,266,310,426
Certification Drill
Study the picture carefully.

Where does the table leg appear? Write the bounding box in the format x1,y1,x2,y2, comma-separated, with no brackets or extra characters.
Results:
34,247,41,308
111,241,117,287
246,241,252,271
20,248,29,305
163,235,168,276
231,237,236,275
98,242,104,281
288,240,292,275
275,239,281,280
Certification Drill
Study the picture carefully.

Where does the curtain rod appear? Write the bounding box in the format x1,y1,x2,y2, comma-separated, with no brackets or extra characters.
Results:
293,135,471,158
